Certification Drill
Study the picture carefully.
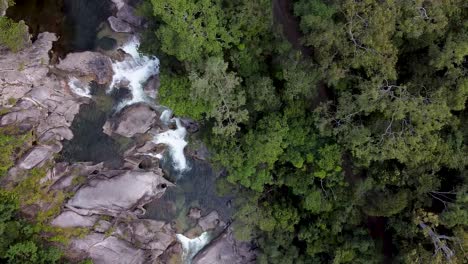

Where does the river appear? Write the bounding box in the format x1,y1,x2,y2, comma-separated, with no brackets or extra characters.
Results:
7,1,236,263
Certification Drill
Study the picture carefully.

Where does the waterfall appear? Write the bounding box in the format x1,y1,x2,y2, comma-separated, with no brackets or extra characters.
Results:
68,77,91,98
108,37,159,109
106,38,189,172
176,232,211,264
153,117,188,171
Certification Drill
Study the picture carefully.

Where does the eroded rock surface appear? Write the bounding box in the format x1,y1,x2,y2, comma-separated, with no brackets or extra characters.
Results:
69,233,147,264
67,169,173,217
103,103,159,137
192,229,256,264
0,32,54,105
57,51,113,85
51,211,99,228
117,4,142,27
115,219,175,253
0,33,88,178
108,16,133,33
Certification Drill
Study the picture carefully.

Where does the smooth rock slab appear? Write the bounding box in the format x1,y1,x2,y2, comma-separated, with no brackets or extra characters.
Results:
117,4,142,26
104,103,158,138
108,16,133,33
71,233,146,264
198,211,221,232
17,145,58,170
192,229,256,264
52,211,98,228
116,219,175,252
57,52,113,85
67,169,172,216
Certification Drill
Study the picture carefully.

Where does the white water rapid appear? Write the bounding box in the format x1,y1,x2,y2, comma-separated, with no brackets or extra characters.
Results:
108,37,160,109
176,232,211,264
107,39,188,172
153,116,188,171
68,77,91,98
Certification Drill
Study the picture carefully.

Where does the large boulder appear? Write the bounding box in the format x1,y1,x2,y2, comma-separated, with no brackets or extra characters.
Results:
66,169,173,217
51,211,99,228
57,52,113,85
17,144,61,170
69,233,147,264
192,229,256,264
115,219,175,255
117,4,142,27
143,75,159,99
198,211,221,232
103,103,158,138
108,16,133,33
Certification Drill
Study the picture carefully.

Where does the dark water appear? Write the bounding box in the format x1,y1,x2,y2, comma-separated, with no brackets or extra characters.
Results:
8,0,236,235
145,156,234,232
58,85,127,169
7,0,112,57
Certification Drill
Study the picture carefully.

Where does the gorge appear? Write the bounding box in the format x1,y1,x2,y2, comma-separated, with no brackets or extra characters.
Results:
0,0,254,263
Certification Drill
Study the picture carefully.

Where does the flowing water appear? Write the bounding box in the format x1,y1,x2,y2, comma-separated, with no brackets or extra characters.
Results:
8,2,235,262
7,0,112,58
108,37,160,110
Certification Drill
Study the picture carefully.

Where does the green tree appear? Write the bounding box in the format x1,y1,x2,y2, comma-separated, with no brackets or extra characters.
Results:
189,57,248,137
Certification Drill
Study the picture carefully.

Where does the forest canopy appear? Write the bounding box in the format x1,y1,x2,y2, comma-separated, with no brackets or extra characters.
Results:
140,0,468,263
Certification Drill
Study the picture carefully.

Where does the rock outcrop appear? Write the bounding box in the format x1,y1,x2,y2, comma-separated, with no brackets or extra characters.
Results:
69,233,147,264
0,33,87,179
192,229,256,264
103,103,159,137
108,16,133,33
66,169,172,217
57,51,114,85
0,32,54,105
117,4,142,27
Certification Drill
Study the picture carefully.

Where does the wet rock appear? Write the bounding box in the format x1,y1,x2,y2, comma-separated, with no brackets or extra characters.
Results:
189,141,210,161
96,37,117,51
198,211,221,232
57,52,113,85
70,233,146,264
157,242,183,264
111,0,126,10
117,4,142,27
66,169,173,217
188,207,202,220
192,229,256,264
115,219,175,252
103,103,158,138
143,75,159,99
52,211,98,228
108,16,133,33
180,118,199,133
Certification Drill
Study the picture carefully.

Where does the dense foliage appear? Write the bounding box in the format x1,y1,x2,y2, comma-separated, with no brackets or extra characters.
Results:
141,0,467,263
0,0,28,52
0,190,62,264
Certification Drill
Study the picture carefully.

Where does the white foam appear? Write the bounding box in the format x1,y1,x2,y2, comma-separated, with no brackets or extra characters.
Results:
160,109,173,125
68,77,91,98
176,232,211,264
109,37,159,109
153,118,188,171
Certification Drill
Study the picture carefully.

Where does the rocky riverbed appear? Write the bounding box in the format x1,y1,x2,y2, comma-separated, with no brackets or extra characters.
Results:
0,0,256,263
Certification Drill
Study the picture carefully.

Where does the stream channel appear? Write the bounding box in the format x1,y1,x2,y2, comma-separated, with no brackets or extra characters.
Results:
8,0,235,262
